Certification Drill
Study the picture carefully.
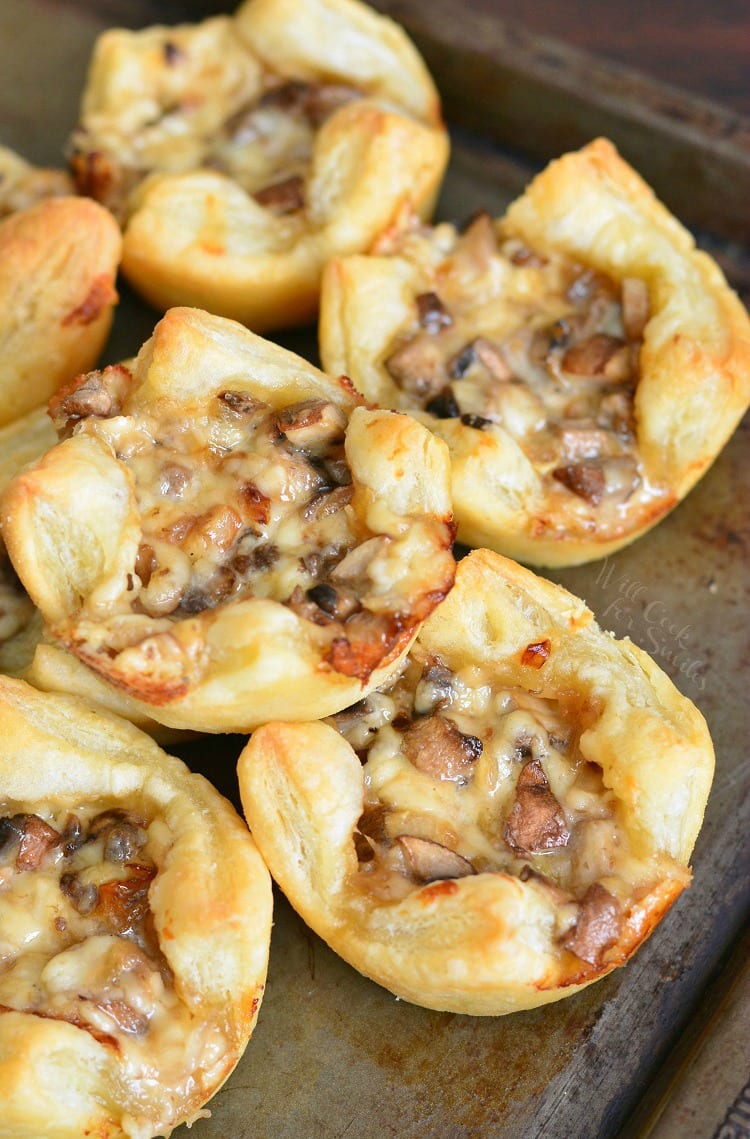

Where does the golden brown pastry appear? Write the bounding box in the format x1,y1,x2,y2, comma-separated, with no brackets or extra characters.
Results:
0,144,75,219
0,306,455,733
0,196,121,428
238,548,714,1015
0,408,58,674
320,138,750,566
70,0,449,331
0,676,272,1139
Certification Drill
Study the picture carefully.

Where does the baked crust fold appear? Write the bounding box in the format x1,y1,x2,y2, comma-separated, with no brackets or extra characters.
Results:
70,0,449,331
0,145,75,219
0,197,121,428
238,548,714,1015
0,306,455,733
319,138,750,565
0,676,272,1139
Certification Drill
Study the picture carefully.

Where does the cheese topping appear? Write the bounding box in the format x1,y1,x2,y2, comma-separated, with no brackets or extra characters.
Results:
331,645,685,965
379,213,670,538
50,367,416,676
0,799,229,1123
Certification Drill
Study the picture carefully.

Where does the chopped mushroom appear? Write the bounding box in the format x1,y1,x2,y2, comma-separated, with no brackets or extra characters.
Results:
258,79,361,126
218,390,266,416
561,882,622,965
397,834,475,883
552,463,606,505
455,210,498,272
60,871,99,916
416,291,453,334
15,815,60,872
385,334,446,401
96,999,150,1037
473,337,513,382
561,334,631,381
425,387,460,419
413,657,453,715
253,174,305,214
401,714,482,782
503,759,570,853
303,484,353,520
276,399,347,454
49,364,132,437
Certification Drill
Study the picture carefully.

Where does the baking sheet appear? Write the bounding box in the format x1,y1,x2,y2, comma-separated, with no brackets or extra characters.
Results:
1,1,749,1136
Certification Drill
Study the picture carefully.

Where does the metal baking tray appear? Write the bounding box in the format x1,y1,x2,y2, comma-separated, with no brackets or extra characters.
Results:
2,1,749,1135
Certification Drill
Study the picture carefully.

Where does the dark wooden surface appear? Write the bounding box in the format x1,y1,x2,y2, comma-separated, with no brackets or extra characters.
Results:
82,0,750,116
452,0,750,118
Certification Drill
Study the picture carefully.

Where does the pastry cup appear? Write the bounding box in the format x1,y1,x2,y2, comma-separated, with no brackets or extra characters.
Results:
320,138,750,566
0,196,121,428
0,676,272,1139
0,408,58,670
238,548,714,1015
0,306,455,733
70,0,449,331
0,144,74,219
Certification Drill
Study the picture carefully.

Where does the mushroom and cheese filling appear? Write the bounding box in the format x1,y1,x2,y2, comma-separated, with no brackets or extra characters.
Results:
70,17,366,223
50,365,404,672
380,213,669,534
330,645,686,967
0,801,228,1112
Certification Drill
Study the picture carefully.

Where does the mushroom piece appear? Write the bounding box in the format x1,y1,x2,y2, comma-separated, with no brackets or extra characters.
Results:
561,334,632,382
276,399,347,455
413,656,453,715
253,175,306,214
15,814,60,872
503,759,570,854
561,882,622,965
48,364,133,437
384,334,446,402
416,291,453,334
397,834,475,883
401,714,482,782
552,463,606,505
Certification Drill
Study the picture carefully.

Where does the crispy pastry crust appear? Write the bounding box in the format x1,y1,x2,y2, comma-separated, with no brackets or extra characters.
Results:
319,138,750,565
0,145,74,219
238,549,714,1015
0,197,121,428
0,307,455,733
0,677,272,1139
71,0,449,331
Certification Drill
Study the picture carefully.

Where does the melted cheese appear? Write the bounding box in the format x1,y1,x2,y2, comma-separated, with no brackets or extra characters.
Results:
0,799,231,1127
334,649,669,905
379,219,670,535
82,394,358,622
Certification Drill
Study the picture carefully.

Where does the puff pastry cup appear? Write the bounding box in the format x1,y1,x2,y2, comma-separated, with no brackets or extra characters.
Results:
70,0,449,331
0,145,75,219
238,548,714,1015
0,676,272,1139
0,306,456,734
320,138,750,566
0,195,121,428
0,408,58,674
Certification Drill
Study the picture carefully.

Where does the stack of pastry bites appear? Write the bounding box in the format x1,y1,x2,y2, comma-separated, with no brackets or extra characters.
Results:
1,0,748,1134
